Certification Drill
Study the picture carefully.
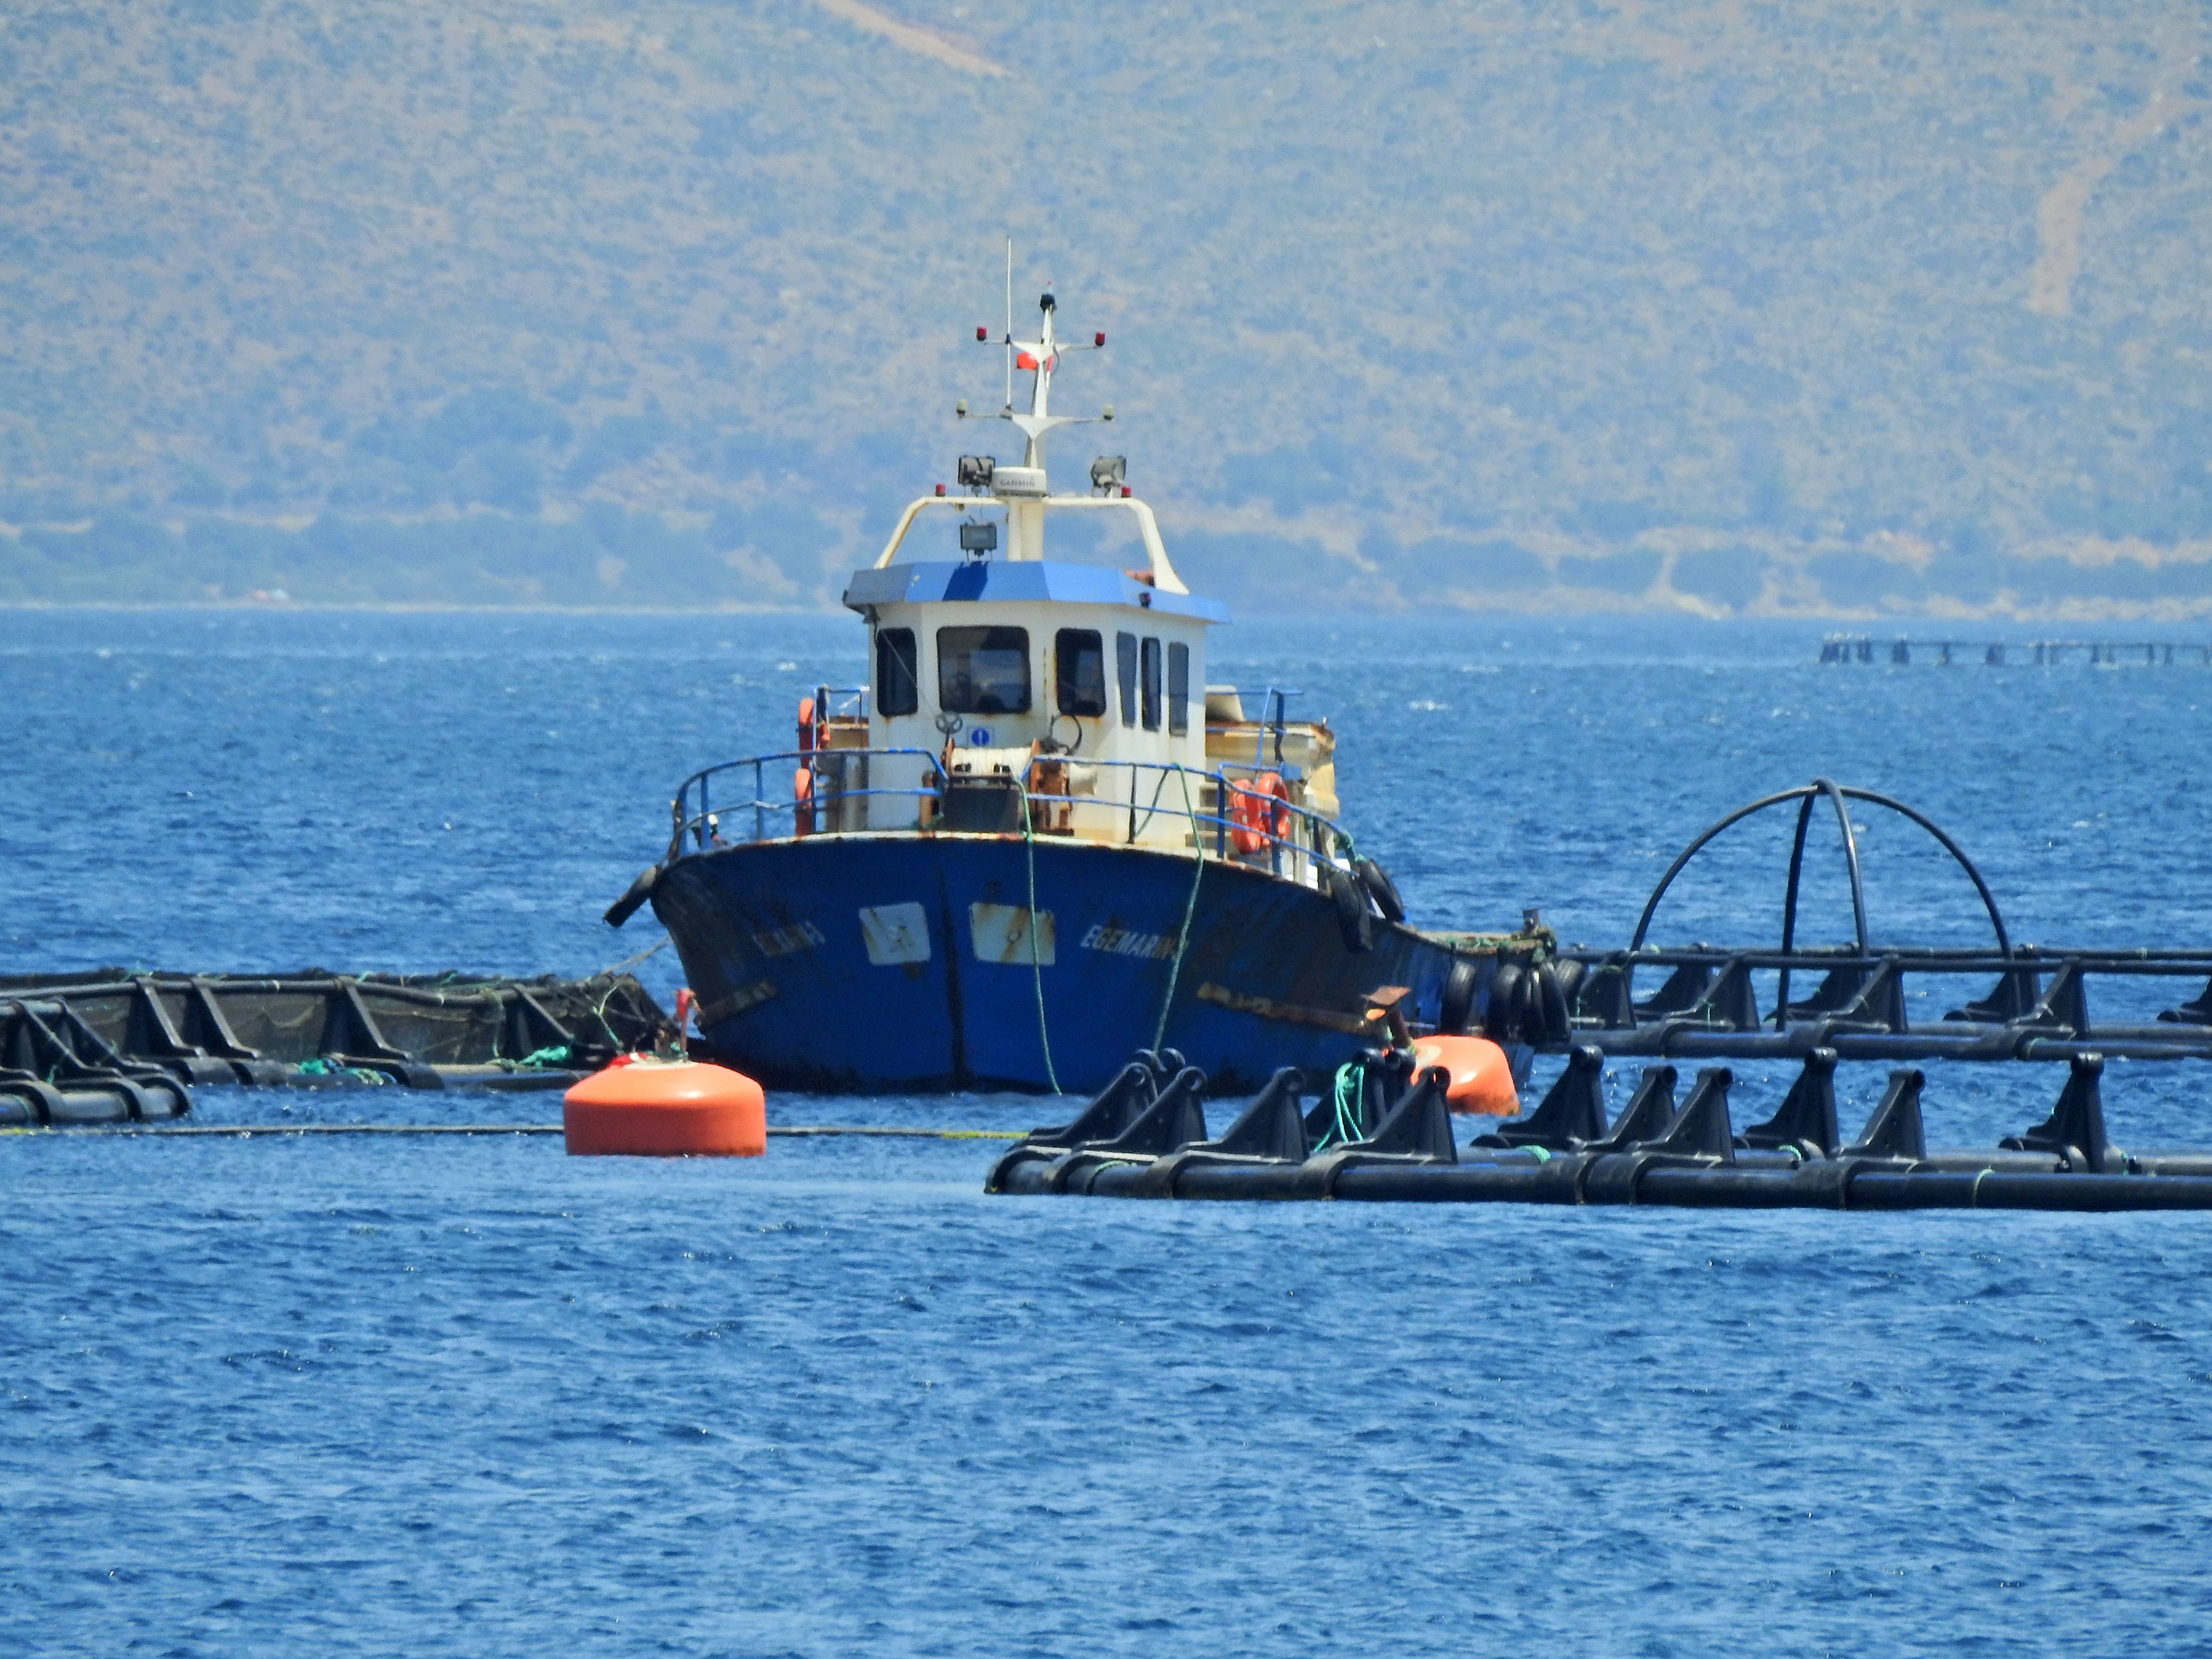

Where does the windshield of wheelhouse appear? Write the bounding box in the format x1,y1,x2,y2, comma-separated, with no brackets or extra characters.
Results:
937,626,1031,715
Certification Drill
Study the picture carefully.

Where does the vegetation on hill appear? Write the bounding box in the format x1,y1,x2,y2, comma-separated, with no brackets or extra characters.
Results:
2,0,2207,616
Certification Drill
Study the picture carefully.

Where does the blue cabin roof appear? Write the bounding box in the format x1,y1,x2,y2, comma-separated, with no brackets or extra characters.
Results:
842,560,1230,623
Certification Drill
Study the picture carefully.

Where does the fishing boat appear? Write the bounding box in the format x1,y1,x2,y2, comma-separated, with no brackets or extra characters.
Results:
603,282,1544,1092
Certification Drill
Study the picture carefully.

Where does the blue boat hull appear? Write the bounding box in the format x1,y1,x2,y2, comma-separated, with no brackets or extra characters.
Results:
650,835,1482,1094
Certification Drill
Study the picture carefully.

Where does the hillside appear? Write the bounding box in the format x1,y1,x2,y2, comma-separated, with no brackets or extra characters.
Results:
2,0,2208,616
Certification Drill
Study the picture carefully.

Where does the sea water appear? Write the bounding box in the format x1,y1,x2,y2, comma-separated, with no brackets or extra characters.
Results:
5,609,2212,1656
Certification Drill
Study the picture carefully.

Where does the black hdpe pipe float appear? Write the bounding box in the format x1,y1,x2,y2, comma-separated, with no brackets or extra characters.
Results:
987,1045,2212,1213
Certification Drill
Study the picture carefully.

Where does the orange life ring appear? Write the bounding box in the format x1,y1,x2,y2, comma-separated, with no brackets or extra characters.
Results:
793,766,815,837
1229,771,1289,854
796,695,818,756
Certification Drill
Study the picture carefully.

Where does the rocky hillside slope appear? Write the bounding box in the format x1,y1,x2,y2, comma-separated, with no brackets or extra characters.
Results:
2,0,2207,615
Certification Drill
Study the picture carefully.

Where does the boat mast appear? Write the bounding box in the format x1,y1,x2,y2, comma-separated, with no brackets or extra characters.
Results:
1003,282,1075,469
960,243,1111,560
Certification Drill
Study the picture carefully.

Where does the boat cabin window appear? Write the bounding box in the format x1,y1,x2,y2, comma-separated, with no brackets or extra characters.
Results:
1168,642,1190,736
1055,629,1107,718
937,625,1031,715
875,627,919,718
1140,638,1162,730
1116,632,1138,725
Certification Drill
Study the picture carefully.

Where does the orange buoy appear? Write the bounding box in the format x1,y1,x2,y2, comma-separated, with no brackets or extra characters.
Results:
1411,1034,1518,1116
563,1057,767,1156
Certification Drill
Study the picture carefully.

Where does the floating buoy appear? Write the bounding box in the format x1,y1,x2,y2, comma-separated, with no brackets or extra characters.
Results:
563,1057,767,1156
1410,1034,1518,1116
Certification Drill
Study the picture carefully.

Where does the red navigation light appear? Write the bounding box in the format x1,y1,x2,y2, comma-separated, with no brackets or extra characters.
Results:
935,483,946,496
1095,332,1106,347
976,326,989,341
1120,485,1131,498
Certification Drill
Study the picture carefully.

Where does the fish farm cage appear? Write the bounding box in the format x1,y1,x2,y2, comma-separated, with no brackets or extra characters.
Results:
1820,634,2212,666
986,1041,2212,1212
0,969,673,1126
1447,780,2212,1065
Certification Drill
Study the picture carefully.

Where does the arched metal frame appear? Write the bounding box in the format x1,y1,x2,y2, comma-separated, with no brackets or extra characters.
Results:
1623,779,2013,1025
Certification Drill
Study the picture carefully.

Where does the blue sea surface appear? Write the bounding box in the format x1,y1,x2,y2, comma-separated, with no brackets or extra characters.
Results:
6,609,2212,1656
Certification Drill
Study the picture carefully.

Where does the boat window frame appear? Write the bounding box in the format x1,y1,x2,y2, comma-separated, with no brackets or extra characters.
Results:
1116,631,1138,726
1140,637,1162,731
875,626,919,718
1054,627,1108,719
1167,641,1190,736
936,623,1033,716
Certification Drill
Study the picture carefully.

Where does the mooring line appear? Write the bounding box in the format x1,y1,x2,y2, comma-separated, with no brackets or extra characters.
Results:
17,1124,1024,1141
1017,780,1063,1096
594,932,672,979
1151,765,1206,1051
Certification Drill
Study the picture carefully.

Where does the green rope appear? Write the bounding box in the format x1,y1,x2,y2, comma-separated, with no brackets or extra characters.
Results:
517,1044,572,1068
1151,765,1207,1051
1019,782,1063,1095
296,1057,389,1085
1337,1060,1366,1146
1312,1058,1367,1152
586,979,630,1052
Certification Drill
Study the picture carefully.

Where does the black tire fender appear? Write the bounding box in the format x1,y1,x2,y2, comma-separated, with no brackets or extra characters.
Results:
1353,855,1406,924
1551,957,1586,1014
603,863,660,929
1327,864,1374,954
1484,961,1525,1042
1439,957,1482,1035
1529,961,1571,1043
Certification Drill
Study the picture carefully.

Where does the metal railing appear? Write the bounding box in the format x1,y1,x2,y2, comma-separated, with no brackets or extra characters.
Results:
669,748,946,852
666,748,1352,886
1208,686,1304,769
1015,756,1344,885
811,684,868,722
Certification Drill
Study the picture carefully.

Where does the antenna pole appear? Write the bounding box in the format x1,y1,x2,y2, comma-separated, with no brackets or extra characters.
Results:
1003,238,1014,411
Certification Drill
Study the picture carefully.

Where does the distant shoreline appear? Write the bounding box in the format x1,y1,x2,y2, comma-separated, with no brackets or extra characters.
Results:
0,599,837,616
0,601,2207,632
